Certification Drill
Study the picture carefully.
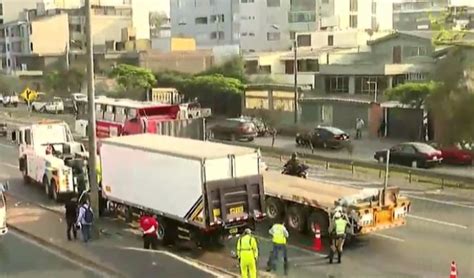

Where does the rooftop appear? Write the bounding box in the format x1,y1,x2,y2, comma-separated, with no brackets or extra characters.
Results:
102,134,258,160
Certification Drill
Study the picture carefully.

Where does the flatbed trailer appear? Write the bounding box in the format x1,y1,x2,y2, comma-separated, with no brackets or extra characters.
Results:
263,171,410,236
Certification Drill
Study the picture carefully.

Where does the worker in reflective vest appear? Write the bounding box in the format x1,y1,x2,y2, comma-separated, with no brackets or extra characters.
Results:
236,228,259,278
329,211,348,264
267,221,289,275
139,212,159,250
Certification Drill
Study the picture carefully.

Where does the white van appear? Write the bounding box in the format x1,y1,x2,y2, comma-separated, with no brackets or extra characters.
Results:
0,181,8,238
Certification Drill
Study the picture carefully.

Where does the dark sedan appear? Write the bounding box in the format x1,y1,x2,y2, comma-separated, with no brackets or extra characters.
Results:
210,118,257,141
374,142,443,168
296,126,350,149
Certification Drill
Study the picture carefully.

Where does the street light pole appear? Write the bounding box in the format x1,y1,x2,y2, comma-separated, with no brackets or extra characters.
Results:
293,39,298,124
85,0,99,214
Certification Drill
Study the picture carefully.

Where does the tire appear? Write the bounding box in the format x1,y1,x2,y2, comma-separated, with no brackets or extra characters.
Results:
43,176,52,199
286,205,306,233
266,197,284,221
21,157,31,184
157,218,177,246
307,210,329,236
411,160,418,168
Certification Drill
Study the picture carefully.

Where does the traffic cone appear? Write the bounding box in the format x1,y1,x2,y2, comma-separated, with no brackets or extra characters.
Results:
450,261,457,278
312,224,322,251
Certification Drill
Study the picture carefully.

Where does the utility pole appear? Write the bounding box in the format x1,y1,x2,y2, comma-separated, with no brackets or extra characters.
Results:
85,0,99,215
293,39,298,124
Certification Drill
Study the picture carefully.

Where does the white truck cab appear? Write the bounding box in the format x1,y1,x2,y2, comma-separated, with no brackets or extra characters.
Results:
0,181,9,238
13,120,89,201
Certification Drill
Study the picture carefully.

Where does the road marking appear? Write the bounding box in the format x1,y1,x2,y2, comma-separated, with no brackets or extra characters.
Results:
405,194,474,209
372,233,405,242
10,230,108,276
408,215,468,229
0,162,17,169
120,246,233,277
0,142,14,149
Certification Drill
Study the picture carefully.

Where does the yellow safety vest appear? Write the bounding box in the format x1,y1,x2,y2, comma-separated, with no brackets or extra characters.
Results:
96,163,102,184
335,218,348,235
237,235,258,259
272,224,287,245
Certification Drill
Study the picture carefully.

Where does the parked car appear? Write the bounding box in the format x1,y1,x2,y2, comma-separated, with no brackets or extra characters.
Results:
1,93,19,107
210,118,257,141
31,94,64,113
296,126,350,149
374,142,443,168
0,122,7,137
431,143,473,165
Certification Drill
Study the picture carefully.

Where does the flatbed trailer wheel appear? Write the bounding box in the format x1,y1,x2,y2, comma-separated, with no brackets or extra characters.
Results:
286,205,306,233
307,210,329,236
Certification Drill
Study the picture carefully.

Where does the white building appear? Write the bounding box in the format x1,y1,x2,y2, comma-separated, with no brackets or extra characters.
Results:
171,0,395,53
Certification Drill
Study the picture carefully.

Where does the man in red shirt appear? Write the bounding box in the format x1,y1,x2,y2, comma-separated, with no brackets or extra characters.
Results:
139,212,159,250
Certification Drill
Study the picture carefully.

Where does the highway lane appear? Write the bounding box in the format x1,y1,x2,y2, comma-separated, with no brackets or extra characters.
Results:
1,137,473,277
0,231,102,278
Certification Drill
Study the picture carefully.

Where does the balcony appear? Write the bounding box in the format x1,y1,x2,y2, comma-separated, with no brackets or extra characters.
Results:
288,11,316,23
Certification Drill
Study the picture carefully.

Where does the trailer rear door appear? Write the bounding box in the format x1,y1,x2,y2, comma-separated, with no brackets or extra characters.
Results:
205,175,265,228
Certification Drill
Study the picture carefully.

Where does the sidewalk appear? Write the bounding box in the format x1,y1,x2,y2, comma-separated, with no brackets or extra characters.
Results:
5,194,234,278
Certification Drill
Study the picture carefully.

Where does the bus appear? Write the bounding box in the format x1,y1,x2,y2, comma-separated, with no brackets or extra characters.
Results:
75,97,180,138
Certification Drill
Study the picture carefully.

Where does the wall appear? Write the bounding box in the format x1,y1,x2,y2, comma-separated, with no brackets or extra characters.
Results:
91,15,132,45
138,50,214,74
171,38,196,51
30,14,69,55
131,0,150,40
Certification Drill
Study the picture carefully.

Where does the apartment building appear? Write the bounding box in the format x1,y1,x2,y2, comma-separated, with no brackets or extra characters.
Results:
392,0,474,30
0,12,69,73
171,0,395,52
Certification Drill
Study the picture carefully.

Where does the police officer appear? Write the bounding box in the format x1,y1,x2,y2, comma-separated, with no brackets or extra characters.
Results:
236,228,258,278
267,220,289,275
329,211,348,264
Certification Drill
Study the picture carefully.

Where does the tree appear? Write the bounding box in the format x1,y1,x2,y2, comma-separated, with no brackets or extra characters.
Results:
385,81,440,108
149,11,168,29
197,56,247,82
44,68,85,96
109,64,156,94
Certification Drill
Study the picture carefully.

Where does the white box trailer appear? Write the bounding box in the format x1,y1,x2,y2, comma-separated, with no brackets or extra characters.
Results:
100,134,265,245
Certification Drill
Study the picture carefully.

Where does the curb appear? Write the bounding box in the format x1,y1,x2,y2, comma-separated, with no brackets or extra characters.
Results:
7,224,125,278
4,193,243,278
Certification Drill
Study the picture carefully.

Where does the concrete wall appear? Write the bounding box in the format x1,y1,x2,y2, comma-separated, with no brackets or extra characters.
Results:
91,15,132,45
30,14,69,55
139,50,214,74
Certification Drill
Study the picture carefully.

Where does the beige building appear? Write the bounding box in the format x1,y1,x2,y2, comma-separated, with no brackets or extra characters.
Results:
139,50,214,74
0,13,69,74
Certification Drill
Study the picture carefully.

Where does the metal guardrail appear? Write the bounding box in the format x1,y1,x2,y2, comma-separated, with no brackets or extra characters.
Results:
211,139,474,189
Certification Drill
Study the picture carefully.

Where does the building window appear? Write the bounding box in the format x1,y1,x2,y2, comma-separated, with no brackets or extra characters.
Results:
267,32,280,41
210,14,224,23
210,31,225,39
406,72,427,81
349,15,358,28
259,65,271,74
299,59,319,72
7,58,10,67
350,0,358,12
267,0,280,7
371,0,377,14
0,4,3,16
249,32,255,36
327,35,333,46
326,76,349,93
288,11,316,23
195,17,208,24
297,34,311,47
30,43,33,52
404,46,428,57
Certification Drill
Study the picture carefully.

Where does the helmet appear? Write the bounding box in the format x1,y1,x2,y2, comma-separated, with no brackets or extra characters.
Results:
334,211,342,219
244,228,252,235
291,152,297,159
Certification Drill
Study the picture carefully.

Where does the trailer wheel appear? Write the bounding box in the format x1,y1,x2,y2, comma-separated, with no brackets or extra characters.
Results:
307,210,329,236
124,206,134,223
286,205,306,233
266,197,284,221
157,219,176,246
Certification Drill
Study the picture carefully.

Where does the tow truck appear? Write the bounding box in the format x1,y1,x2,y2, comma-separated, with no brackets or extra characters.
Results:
12,120,89,201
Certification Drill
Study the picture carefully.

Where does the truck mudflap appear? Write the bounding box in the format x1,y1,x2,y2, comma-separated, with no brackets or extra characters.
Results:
205,174,265,228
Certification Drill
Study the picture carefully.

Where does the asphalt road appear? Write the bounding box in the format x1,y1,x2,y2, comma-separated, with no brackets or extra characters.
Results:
0,231,101,278
1,128,473,277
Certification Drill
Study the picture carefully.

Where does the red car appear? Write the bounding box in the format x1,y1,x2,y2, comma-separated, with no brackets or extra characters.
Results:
438,145,473,165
